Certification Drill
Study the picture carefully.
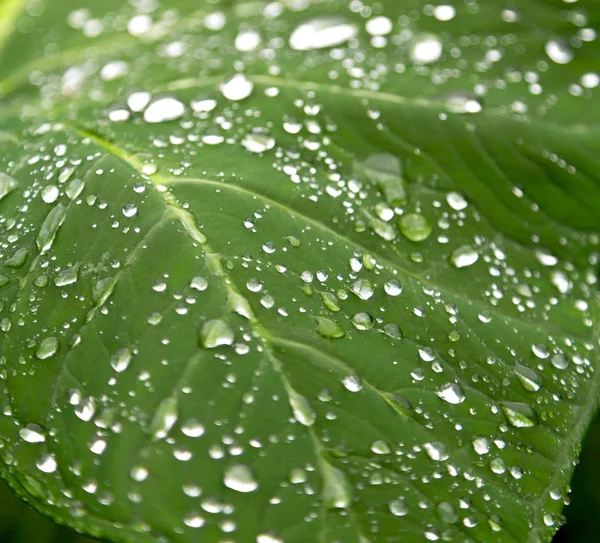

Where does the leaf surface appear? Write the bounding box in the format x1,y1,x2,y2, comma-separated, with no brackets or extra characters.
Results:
0,1,599,543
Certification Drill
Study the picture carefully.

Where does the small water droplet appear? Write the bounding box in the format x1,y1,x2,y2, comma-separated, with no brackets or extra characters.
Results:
342,375,362,392
514,363,542,392
389,498,408,516
351,279,374,300
288,389,316,427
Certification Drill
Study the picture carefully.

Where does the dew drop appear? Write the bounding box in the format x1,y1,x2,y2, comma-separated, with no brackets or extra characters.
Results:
399,213,432,242
36,454,57,474
545,39,574,64
436,383,465,404
351,279,374,300
221,74,254,101
36,337,58,360
0,173,18,201
289,16,357,51
288,389,316,427
314,316,345,339
19,423,46,443
514,363,542,392
501,401,538,428
450,246,479,268
111,347,133,373
411,34,443,64
224,464,258,493
37,204,67,254
242,130,276,153
342,375,362,392
143,97,186,123
389,498,408,516
200,319,235,348
150,396,178,439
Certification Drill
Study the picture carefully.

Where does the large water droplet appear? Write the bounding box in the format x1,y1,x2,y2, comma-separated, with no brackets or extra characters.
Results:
150,396,178,439
450,246,479,268
221,74,254,101
389,498,408,516
514,363,542,392
19,423,46,443
501,401,538,428
37,204,67,254
545,39,574,64
143,97,185,123
288,389,316,427
224,464,258,493
351,279,374,300
242,130,276,153
314,316,345,339
200,319,235,348
289,16,358,51
0,173,18,201
36,337,58,359
411,34,443,64
111,347,133,373
399,213,432,242
436,383,465,404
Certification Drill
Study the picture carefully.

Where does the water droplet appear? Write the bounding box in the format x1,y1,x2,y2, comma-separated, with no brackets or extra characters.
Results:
150,396,178,439
370,440,391,454
351,279,374,300
446,192,468,211
424,442,449,461
545,39,574,64
41,185,59,203
314,316,345,339
436,383,465,404
450,246,479,268
37,204,67,254
221,74,254,101
36,337,58,359
4,248,28,268
321,461,352,509
535,249,558,267
0,173,18,201
288,389,316,427
127,91,151,112
36,453,57,473
289,16,358,51
224,464,258,493
143,97,185,123
389,498,408,516
437,502,458,523
514,363,542,392
111,348,132,373
200,319,235,348
181,419,205,437
242,130,275,153
191,276,208,291
411,34,443,64
342,375,362,392
319,291,340,312
399,213,432,242
501,401,538,428
54,264,80,287
384,280,402,296
130,466,148,482
352,312,373,330
472,436,490,455
19,423,46,443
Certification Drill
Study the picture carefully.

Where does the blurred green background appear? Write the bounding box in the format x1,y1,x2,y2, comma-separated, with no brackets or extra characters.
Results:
0,414,599,543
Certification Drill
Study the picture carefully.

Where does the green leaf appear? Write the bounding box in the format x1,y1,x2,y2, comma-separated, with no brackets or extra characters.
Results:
0,1,599,543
